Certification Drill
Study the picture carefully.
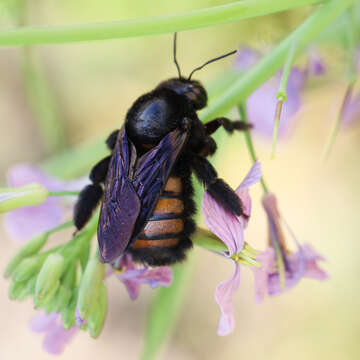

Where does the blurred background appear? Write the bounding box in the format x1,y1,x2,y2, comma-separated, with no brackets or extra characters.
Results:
0,1,359,359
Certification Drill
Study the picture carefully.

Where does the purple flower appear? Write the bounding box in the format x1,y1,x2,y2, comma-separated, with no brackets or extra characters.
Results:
111,254,173,300
234,46,325,139
30,311,78,355
307,48,326,76
4,163,87,242
202,161,262,336
253,194,328,303
341,92,360,127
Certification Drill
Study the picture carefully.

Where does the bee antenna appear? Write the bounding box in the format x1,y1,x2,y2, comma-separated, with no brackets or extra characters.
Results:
173,33,182,79
188,50,237,81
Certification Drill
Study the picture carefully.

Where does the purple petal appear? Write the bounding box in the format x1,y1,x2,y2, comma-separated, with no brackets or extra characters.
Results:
30,312,58,333
7,164,64,190
236,161,262,190
252,248,275,304
307,49,326,76
114,255,173,300
301,243,328,281
122,278,141,300
43,324,77,355
136,266,173,288
202,191,244,256
4,164,87,242
341,93,360,127
4,200,64,242
233,46,260,71
247,68,305,139
215,262,241,336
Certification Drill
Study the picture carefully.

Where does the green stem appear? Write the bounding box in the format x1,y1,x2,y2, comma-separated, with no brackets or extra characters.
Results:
201,0,356,122
46,220,74,236
0,0,326,47
237,104,269,194
322,84,354,160
272,41,298,158
49,191,80,197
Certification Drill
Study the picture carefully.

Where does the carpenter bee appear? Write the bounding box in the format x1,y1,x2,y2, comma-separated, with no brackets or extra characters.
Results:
73,34,250,266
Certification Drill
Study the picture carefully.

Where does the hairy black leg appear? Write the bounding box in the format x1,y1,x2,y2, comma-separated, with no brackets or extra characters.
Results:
74,184,103,230
106,129,120,150
205,117,252,135
89,156,111,184
191,155,244,217
74,156,109,230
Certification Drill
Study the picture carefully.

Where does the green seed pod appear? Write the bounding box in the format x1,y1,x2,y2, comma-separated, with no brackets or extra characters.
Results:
52,285,72,313
8,279,28,300
5,233,49,278
12,257,42,282
88,283,108,339
0,184,49,213
34,280,60,310
77,256,105,320
35,253,64,303
62,289,78,330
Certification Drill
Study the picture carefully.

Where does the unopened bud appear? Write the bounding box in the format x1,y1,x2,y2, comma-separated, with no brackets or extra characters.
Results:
5,234,48,278
35,253,64,302
12,257,41,282
88,284,108,338
62,290,78,330
77,256,105,319
0,184,49,213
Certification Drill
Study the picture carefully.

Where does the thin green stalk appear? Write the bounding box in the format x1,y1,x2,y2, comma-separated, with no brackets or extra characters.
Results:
0,0,326,47
272,41,298,158
201,0,356,122
49,191,80,197
46,221,74,236
322,84,354,160
237,104,269,194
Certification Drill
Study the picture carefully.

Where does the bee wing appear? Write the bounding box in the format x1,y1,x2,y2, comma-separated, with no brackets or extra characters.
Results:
98,126,188,263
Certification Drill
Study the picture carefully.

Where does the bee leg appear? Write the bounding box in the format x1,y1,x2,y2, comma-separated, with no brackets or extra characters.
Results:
73,184,103,230
191,155,245,217
205,118,252,135
73,155,111,230
106,129,120,150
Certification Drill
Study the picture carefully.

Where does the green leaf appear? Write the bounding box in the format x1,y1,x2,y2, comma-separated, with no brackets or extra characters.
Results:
140,259,193,360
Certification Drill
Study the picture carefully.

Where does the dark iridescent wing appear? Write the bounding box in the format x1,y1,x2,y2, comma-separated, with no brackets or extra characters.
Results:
98,126,188,263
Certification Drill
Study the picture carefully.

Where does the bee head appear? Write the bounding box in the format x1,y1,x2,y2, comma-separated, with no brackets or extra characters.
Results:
156,78,207,110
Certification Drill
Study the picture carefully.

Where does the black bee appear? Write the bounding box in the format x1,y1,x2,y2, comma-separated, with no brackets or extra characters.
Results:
73,34,250,266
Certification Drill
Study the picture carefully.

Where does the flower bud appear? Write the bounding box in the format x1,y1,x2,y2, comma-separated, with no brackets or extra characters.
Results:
5,233,48,278
35,253,64,303
8,279,28,300
52,285,72,313
88,284,108,339
35,281,60,309
0,184,49,213
12,257,42,282
62,290,78,330
77,257,105,319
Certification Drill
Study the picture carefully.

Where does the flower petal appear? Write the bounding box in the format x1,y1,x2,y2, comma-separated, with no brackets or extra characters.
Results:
30,311,58,332
302,244,328,281
236,161,262,190
4,200,64,242
202,191,244,256
214,262,241,336
43,323,77,355
252,248,275,304
247,68,305,139
234,46,260,71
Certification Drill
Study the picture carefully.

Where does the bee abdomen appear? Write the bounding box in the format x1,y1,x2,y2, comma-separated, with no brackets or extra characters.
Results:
131,177,185,249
